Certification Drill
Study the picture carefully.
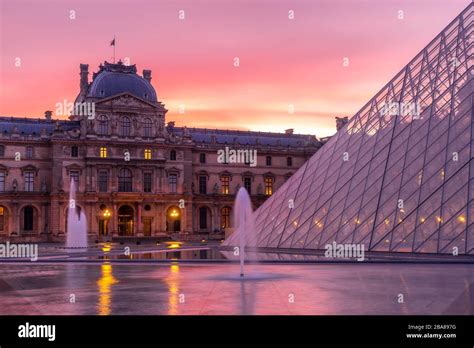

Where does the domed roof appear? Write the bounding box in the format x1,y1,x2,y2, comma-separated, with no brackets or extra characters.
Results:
86,61,157,103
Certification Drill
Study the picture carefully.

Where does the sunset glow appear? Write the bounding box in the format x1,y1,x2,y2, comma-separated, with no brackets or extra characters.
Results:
0,0,469,137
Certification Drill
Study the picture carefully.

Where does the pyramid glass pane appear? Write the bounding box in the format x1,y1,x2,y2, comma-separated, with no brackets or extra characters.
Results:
226,3,474,255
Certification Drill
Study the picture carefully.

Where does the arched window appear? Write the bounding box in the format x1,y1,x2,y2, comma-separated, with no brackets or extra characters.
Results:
143,118,153,138
118,205,134,236
120,116,131,137
144,148,152,160
166,206,181,232
170,149,177,161
221,207,231,229
97,115,109,135
118,168,133,192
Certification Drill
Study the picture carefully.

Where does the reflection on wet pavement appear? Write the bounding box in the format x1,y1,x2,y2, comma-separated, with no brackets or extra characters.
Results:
0,263,472,315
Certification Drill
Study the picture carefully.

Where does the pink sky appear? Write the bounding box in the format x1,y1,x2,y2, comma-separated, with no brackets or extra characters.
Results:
0,0,470,137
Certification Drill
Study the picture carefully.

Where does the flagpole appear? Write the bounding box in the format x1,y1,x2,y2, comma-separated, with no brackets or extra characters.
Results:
113,35,116,63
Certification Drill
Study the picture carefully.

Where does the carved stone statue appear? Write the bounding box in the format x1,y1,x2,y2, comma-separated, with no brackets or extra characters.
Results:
213,183,219,194
183,126,191,137
41,179,48,193
12,179,18,192
111,118,118,133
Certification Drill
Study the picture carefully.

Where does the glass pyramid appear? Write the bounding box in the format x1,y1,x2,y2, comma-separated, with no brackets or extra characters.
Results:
226,3,473,255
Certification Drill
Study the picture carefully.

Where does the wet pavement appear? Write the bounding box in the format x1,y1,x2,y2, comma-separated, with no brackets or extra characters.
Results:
0,262,472,315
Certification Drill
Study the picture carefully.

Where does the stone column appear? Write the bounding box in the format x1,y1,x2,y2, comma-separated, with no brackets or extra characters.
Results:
12,203,19,236
112,203,118,237
136,204,142,236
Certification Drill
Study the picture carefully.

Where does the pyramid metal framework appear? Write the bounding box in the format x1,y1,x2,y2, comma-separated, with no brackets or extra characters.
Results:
226,3,474,255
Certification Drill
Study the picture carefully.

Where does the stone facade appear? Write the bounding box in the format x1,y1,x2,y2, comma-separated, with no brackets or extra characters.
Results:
0,61,323,242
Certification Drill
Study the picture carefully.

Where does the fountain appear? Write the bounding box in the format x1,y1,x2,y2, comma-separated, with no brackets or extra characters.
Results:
66,179,88,249
234,187,254,277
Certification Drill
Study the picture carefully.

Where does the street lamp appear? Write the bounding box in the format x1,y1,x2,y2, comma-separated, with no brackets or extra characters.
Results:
102,209,112,242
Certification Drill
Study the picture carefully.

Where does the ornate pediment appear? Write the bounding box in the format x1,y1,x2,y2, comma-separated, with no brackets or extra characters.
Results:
96,93,161,110
65,164,83,175
20,164,39,175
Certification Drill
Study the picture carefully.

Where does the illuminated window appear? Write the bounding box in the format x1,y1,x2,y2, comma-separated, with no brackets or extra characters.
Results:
221,207,230,229
264,177,273,196
100,147,107,158
221,175,230,195
120,116,131,137
143,217,152,236
144,148,152,160
118,168,133,192
143,118,153,138
0,206,4,232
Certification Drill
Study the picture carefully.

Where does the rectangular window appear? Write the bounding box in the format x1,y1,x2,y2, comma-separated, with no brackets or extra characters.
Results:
244,177,252,195
266,156,272,166
100,147,107,158
26,146,34,159
199,153,206,164
264,177,273,196
169,174,177,193
24,171,34,192
98,171,108,192
143,172,152,193
71,146,79,157
0,172,5,192
287,156,293,167
199,176,207,194
221,175,230,195
70,170,79,185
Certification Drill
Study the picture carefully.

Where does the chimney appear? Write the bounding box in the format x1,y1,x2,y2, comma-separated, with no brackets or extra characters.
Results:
80,64,89,95
335,116,349,131
285,128,294,135
143,69,152,82
44,110,52,122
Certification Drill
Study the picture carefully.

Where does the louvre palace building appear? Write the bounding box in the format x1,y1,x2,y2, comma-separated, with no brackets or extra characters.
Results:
0,61,325,242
